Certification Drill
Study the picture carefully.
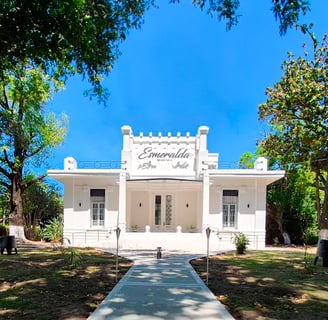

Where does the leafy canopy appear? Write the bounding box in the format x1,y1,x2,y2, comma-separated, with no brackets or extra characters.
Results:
259,34,328,229
0,0,154,103
0,63,68,190
259,35,328,170
0,0,311,103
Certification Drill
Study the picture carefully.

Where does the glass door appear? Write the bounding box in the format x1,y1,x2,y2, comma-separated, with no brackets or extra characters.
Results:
154,194,173,231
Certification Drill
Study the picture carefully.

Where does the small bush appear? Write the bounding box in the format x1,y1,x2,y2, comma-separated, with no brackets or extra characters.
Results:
234,232,250,254
31,226,42,241
61,247,82,268
303,228,319,245
0,225,8,237
41,216,63,243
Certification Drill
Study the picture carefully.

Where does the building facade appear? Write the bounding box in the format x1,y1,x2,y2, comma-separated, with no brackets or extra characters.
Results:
48,126,284,251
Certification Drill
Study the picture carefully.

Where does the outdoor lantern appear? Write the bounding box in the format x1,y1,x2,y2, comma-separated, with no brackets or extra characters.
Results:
116,227,121,240
206,227,211,239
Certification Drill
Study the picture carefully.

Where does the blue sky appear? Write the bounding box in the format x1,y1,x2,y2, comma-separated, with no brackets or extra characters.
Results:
47,1,328,170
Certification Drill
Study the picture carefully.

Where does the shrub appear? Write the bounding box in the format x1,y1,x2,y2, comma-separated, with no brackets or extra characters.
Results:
0,225,8,237
31,226,42,241
303,227,319,245
41,216,63,243
61,247,82,267
234,232,250,254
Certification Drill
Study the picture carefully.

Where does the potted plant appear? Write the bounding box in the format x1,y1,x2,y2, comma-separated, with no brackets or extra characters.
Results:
234,232,250,254
130,225,139,232
189,225,197,233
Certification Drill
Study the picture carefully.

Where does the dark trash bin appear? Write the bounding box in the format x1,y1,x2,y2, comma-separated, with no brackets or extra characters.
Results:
156,247,162,259
0,236,18,255
314,239,328,267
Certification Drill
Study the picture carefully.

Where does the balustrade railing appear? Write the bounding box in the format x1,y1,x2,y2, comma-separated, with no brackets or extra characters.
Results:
78,161,123,169
76,160,242,170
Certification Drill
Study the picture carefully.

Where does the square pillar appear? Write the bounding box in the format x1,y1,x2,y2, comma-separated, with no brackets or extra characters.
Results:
202,172,210,232
118,172,127,232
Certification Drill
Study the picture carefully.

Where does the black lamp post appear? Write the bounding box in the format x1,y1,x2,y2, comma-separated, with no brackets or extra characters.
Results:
115,227,121,283
206,227,211,285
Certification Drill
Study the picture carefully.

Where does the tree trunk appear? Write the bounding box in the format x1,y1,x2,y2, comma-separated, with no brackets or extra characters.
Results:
316,170,328,240
319,196,328,239
9,172,26,240
266,206,284,244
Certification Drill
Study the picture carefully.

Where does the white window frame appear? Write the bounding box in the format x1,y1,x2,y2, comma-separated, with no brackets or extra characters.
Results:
90,190,105,227
222,190,238,229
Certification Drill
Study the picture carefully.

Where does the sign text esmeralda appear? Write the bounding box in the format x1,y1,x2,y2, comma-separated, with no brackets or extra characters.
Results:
138,147,193,160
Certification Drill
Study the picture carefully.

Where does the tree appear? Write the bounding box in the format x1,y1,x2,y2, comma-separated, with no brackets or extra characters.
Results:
0,0,155,104
266,167,318,245
171,0,310,34
23,180,63,240
239,149,318,244
238,151,256,169
0,63,67,239
259,34,328,240
0,1,311,103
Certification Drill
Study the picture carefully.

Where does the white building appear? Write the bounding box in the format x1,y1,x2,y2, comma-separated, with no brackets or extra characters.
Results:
48,126,284,252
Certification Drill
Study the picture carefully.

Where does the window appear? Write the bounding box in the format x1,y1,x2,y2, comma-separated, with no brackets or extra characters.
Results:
155,195,161,225
222,190,238,228
90,189,105,226
165,195,172,226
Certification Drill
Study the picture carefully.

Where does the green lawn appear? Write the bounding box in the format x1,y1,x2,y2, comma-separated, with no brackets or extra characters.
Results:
1,246,327,320
191,247,328,320
0,247,132,320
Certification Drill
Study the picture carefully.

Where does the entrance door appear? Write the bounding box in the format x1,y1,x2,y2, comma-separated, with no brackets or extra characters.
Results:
153,194,173,231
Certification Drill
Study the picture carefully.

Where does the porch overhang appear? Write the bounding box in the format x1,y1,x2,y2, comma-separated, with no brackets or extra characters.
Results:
126,177,203,191
208,169,285,186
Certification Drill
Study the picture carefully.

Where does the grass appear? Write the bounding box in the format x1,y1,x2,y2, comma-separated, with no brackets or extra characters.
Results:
0,246,133,320
1,245,327,320
191,247,328,320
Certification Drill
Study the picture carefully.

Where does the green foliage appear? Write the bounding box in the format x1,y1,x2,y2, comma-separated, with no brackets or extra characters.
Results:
0,63,67,231
171,0,310,33
259,34,328,230
272,0,310,35
303,227,319,245
41,216,63,243
0,0,154,104
268,168,318,244
0,225,8,237
239,148,318,244
238,151,256,168
23,180,63,240
0,1,312,103
29,225,42,241
233,232,250,254
61,247,83,268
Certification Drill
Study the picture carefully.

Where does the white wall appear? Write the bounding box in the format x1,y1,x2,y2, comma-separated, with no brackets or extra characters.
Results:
174,191,198,232
128,191,149,231
63,179,119,231
208,181,260,231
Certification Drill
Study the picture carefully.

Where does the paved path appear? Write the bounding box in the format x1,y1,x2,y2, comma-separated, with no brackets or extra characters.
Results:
88,250,234,320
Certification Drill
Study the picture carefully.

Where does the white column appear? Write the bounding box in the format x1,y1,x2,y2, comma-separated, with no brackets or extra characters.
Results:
118,172,127,232
198,126,209,150
254,180,266,249
202,172,210,232
121,125,132,173
196,126,209,176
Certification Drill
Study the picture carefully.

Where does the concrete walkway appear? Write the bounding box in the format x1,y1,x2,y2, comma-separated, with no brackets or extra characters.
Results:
88,250,234,320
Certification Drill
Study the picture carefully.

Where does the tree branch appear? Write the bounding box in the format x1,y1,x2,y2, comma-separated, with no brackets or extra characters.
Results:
23,173,47,191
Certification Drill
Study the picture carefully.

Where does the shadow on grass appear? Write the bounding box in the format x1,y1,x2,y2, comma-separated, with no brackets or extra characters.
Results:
191,250,328,320
0,248,132,320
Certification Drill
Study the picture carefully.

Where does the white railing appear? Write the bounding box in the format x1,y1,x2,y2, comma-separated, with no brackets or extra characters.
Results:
63,228,265,250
